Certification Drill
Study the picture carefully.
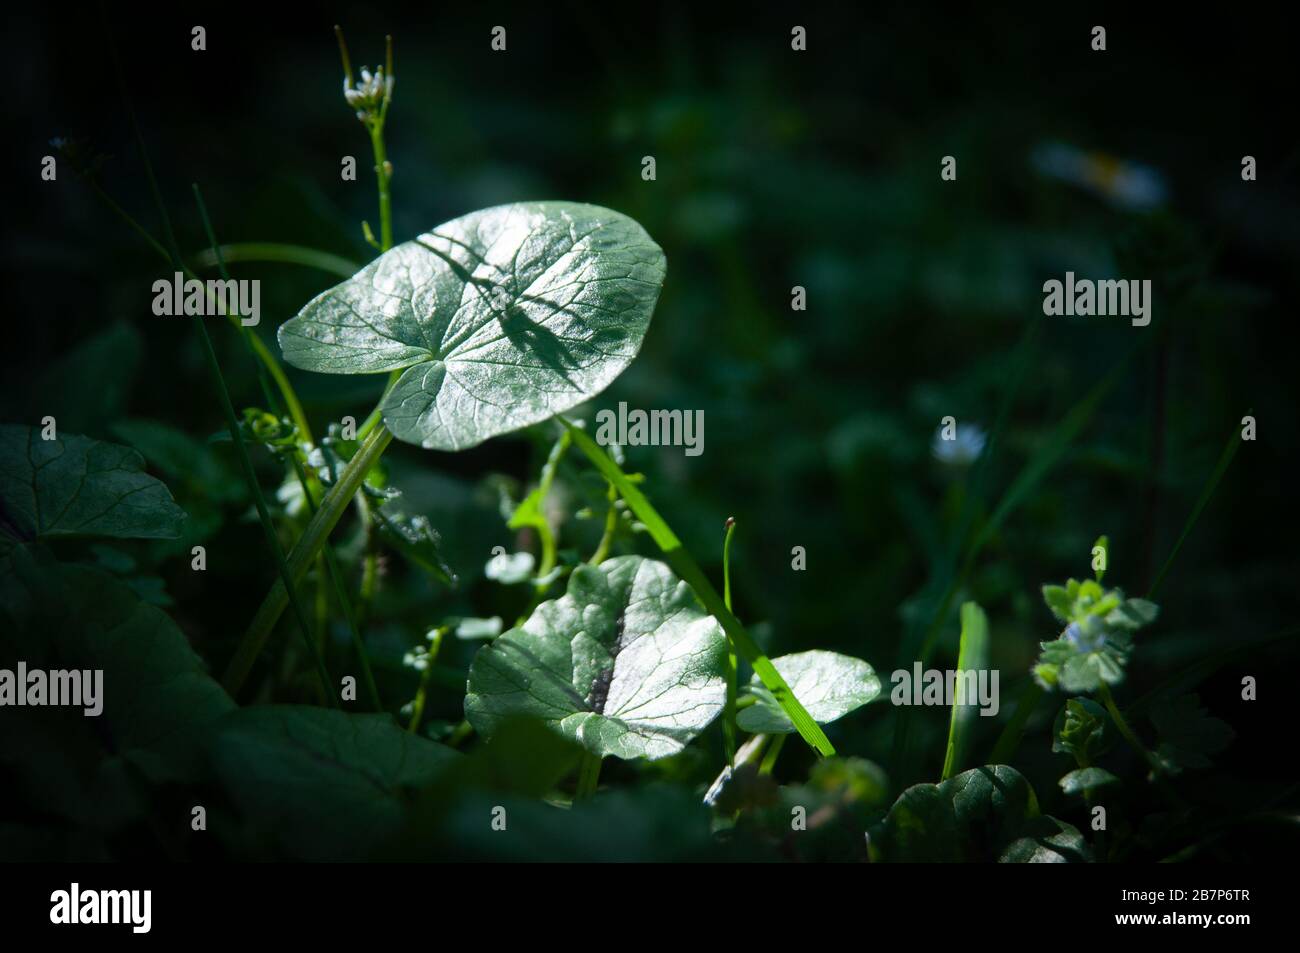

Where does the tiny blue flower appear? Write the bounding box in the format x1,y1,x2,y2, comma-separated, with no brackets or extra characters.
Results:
1064,618,1107,653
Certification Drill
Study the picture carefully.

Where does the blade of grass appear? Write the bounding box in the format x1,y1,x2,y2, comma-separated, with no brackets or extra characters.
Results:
562,419,835,757
941,601,990,779
721,516,739,767
103,18,334,704
73,177,313,443
192,242,360,279
987,680,1043,765
574,751,602,801
1127,625,1298,721
193,186,380,712
1147,412,1247,599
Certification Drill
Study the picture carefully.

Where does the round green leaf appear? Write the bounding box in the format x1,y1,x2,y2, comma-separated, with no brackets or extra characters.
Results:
736,650,880,734
277,202,666,450
464,555,726,760
0,424,186,549
869,765,1090,863
1059,766,1120,795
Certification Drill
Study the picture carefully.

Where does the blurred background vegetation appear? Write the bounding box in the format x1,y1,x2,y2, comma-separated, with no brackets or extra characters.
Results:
3,5,1297,860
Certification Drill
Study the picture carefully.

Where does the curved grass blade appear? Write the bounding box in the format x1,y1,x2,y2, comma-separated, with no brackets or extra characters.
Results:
987,680,1043,766
941,601,990,780
192,243,361,279
102,16,332,703
1147,412,1247,599
193,186,381,711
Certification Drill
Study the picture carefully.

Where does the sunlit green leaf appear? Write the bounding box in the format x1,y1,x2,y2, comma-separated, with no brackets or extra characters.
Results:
278,202,665,450
464,555,726,760
736,650,879,734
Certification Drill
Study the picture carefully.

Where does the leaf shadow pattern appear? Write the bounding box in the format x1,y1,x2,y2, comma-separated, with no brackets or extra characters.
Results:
413,235,591,389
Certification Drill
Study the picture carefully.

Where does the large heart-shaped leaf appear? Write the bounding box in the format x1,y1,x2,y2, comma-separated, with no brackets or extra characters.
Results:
868,764,1090,863
736,650,880,734
0,424,186,558
464,555,727,760
278,202,666,450
209,705,460,861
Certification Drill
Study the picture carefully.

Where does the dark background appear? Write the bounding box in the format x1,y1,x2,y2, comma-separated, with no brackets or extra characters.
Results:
2,3,1297,860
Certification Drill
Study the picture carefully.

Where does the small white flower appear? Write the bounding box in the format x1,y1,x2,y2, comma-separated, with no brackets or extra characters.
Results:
1031,141,1167,211
342,65,391,122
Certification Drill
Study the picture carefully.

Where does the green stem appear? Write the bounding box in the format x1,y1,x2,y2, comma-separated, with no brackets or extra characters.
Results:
562,418,835,757
352,490,381,630
574,751,602,801
588,482,619,565
369,124,393,252
758,733,785,775
532,428,571,580
225,424,394,694
721,517,738,766
703,733,769,807
408,627,446,733
1098,686,1192,814
288,454,382,711
988,681,1043,764
1097,682,1161,774
357,370,402,440
314,554,328,653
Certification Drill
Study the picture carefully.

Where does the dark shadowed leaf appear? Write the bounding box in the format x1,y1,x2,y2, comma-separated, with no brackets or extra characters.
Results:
209,705,460,861
0,425,186,558
1060,766,1120,795
869,764,1090,862
1150,693,1235,773
2,545,233,782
